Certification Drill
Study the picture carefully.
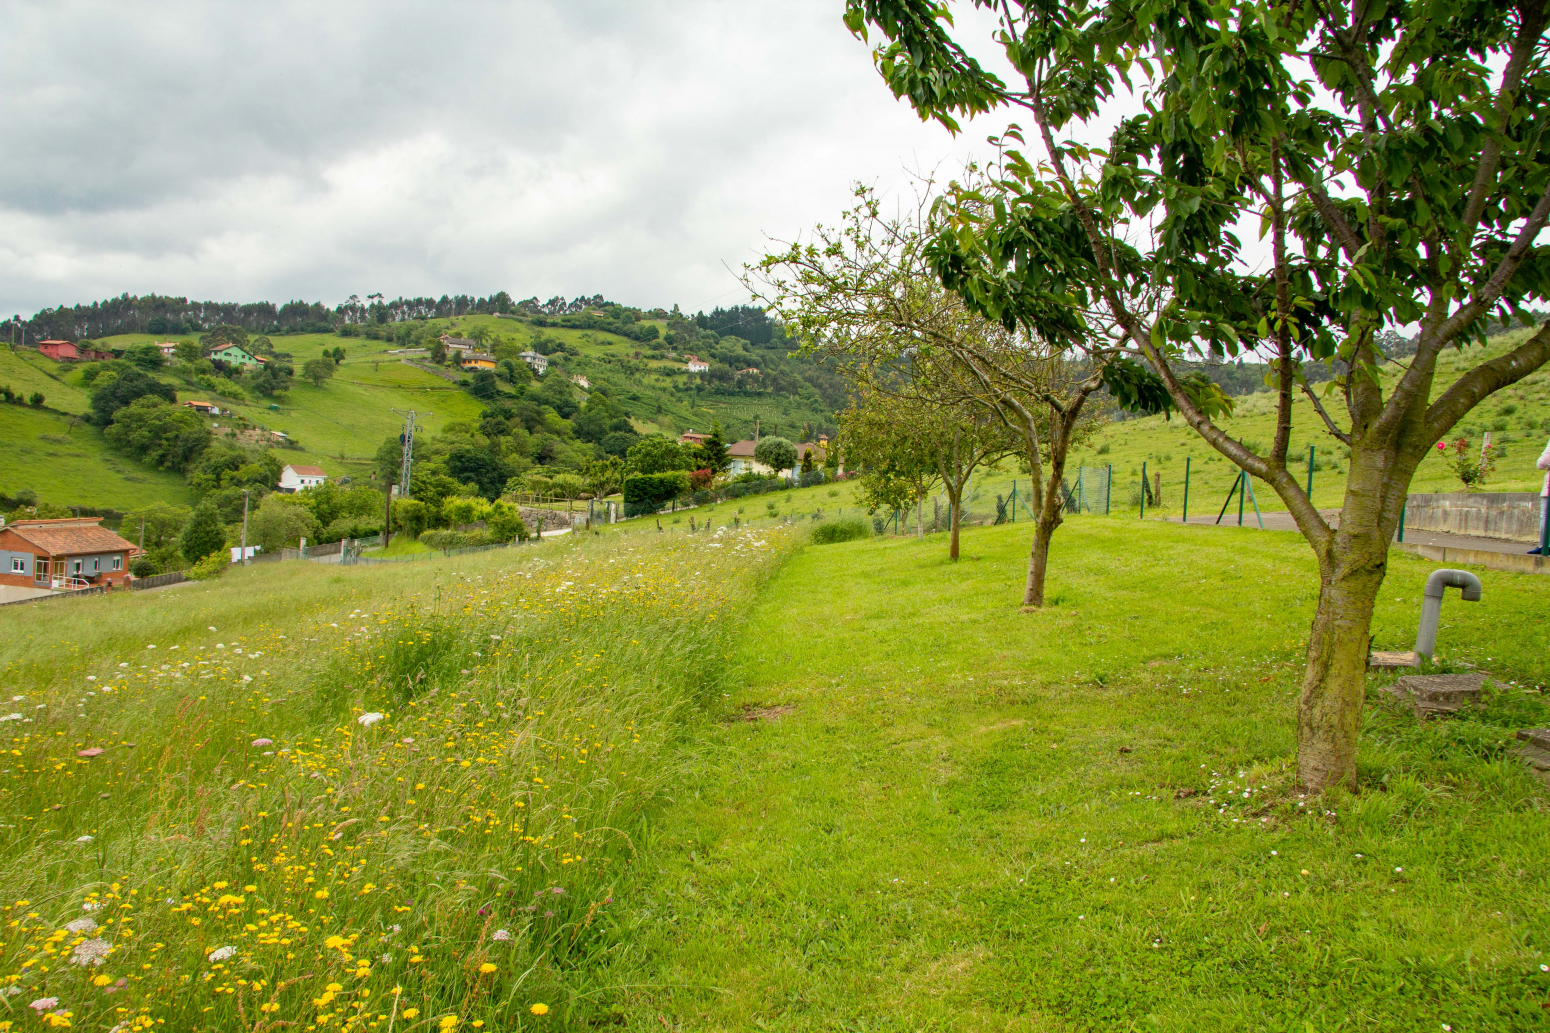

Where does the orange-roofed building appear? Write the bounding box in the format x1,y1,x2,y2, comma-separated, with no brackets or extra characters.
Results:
0,517,136,590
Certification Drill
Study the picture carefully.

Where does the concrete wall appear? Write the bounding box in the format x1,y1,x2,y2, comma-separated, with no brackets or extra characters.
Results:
1405,492,1543,543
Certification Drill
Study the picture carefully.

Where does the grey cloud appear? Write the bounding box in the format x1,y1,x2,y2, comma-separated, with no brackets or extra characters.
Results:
0,0,1010,314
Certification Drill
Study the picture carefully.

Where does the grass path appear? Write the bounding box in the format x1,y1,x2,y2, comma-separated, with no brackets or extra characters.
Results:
597,519,1550,1032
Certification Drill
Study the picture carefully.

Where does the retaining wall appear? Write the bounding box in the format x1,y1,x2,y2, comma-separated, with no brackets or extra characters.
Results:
1404,492,1543,543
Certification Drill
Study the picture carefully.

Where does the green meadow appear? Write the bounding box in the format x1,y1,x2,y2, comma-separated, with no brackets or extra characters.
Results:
3,513,1547,1030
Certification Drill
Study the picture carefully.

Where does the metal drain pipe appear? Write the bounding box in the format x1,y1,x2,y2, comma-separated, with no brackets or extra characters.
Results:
1414,568,1482,662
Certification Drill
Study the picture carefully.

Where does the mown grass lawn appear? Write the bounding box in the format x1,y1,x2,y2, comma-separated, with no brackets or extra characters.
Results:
595,518,1550,1032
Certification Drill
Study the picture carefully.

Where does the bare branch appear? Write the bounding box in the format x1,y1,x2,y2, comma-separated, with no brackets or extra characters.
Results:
1300,380,1353,446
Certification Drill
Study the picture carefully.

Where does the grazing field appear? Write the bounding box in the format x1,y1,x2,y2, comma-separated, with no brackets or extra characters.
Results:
0,404,194,510
596,518,1550,1031
0,527,794,1032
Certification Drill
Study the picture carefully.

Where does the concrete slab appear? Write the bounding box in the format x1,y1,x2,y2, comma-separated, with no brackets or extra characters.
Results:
1385,672,1497,717
0,585,57,605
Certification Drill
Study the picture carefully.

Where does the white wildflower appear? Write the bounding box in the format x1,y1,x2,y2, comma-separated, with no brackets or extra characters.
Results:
71,937,112,966
75,835,93,843
492,929,512,942
65,918,97,933
358,712,384,728
207,945,237,962
30,997,59,1011
0,714,20,723
251,738,273,747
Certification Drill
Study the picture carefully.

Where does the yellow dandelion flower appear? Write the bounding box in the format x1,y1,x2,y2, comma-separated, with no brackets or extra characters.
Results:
402,1008,419,1019
92,974,112,987
439,1016,459,1030
478,962,496,974
314,889,329,900
530,1002,550,1015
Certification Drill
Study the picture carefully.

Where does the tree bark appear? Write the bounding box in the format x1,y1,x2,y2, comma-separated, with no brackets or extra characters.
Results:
1297,552,1385,790
946,485,962,560
1294,430,1416,789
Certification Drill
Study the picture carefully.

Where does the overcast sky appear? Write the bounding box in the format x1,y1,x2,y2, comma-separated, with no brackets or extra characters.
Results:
0,1,1024,318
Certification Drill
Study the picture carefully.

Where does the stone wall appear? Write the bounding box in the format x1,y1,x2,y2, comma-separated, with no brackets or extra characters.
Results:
1404,492,1542,542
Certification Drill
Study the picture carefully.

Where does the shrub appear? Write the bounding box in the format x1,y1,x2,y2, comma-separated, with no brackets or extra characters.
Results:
27,391,44,407
419,529,494,550
186,549,230,581
129,557,160,578
623,471,690,507
812,518,870,544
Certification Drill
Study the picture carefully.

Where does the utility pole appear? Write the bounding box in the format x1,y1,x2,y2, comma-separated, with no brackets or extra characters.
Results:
241,489,251,565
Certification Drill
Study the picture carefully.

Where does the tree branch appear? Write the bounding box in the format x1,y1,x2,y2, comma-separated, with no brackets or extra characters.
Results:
1426,320,1550,439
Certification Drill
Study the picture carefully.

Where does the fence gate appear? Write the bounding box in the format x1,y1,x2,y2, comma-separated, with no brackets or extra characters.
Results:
1071,466,1112,514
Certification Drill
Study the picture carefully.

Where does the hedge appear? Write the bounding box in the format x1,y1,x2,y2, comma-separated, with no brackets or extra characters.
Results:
623,472,690,506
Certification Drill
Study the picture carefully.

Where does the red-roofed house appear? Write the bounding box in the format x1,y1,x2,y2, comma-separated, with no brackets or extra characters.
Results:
0,517,136,590
278,464,328,492
683,355,709,373
36,340,110,362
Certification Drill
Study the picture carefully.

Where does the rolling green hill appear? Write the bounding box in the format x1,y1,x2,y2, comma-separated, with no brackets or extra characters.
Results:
1,305,846,512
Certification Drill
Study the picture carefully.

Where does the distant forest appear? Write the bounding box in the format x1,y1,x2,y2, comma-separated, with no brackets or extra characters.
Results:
0,291,670,341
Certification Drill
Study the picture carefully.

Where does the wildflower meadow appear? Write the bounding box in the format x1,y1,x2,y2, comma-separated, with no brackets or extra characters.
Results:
0,527,792,1032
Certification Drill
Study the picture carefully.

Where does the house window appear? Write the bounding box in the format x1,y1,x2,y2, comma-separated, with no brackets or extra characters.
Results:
10,557,24,574
112,556,122,571
92,558,100,573
72,559,82,575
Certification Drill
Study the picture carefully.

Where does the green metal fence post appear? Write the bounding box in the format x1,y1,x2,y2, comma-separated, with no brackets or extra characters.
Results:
1105,464,1112,515
1244,474,1265,529
1237,470,1246,526
1182,456,1190,523
1140,461,1147,519
1306,444,1315,503
1011,481,1017,523
1398,498,1406,542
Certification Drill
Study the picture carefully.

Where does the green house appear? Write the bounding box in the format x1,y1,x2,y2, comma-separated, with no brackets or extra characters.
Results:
207,344,260,368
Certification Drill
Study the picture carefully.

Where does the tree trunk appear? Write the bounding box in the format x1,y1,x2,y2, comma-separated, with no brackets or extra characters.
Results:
1294,439,1413,790
1297,551,1385,790
1024,512,1055,606
947,486,962,560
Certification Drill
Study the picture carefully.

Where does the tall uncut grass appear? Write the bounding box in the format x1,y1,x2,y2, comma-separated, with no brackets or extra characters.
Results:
0,526,792,1032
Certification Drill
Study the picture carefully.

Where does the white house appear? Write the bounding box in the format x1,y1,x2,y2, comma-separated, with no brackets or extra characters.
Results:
518,351,549,374
438,334,476,353
157,342,179,359
278,464,328,492
572,374,590,389
684,354,709,373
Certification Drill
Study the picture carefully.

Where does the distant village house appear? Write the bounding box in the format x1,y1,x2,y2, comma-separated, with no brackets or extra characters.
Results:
683,355,709,373
207,343,261,368
571,374,590,389
277,464,328,492
37,340,110,362
0,517,135,590
459,353,497,369
518,351,548,374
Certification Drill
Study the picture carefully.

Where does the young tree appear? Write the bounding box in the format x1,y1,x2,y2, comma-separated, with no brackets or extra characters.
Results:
694,421,733,474
848,1,1550,790
752,185,1154,601
179,501,227,564
302,356,336,387
754,436,799,476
